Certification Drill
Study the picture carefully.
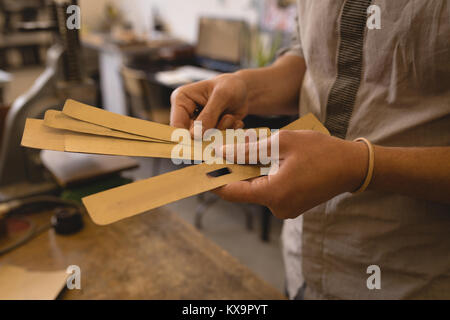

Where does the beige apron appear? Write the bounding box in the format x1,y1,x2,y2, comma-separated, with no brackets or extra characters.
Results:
282,0,450,299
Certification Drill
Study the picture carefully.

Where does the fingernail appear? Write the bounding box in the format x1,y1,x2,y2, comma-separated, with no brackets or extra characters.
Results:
221,117,234,129
234,120,244,129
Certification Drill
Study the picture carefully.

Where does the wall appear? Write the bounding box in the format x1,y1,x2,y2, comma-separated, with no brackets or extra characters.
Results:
79,0,264,115
79,0,111,31
113,0,260,43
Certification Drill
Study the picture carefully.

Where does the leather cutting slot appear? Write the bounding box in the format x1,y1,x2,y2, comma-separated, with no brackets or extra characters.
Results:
206,167,232,178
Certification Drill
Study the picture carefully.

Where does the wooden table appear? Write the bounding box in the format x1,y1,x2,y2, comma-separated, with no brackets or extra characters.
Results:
0,207,285,300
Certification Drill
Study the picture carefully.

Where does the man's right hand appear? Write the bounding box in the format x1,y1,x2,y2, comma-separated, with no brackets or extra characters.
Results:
170,73,249,134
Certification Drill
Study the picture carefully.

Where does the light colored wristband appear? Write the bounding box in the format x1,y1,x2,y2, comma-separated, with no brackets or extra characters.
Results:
352,138,375,194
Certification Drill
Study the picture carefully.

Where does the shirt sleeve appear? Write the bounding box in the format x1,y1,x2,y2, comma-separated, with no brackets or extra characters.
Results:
276,15,304,59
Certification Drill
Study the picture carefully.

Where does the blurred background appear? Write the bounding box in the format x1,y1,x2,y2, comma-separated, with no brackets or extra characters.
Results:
0,0,299,298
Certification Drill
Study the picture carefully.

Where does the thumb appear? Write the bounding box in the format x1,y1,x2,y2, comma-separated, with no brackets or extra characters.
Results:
216,135,276,165
213,177,270,204
191,90,225,136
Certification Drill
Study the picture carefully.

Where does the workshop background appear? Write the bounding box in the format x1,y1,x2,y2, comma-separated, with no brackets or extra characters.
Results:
0,0,298,299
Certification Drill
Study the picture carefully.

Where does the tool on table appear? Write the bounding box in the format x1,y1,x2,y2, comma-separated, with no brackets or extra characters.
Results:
51,207,83,235
0,195,84,256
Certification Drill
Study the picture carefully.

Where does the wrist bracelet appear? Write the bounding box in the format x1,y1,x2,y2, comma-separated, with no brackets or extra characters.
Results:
352,138,375,194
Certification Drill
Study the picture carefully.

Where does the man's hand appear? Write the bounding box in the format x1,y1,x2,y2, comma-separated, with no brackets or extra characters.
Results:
170,55,307,135
170,73,249,134
214,130,368,219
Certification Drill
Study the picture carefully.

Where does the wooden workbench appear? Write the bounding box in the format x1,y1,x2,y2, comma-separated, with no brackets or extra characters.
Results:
0,207,285,300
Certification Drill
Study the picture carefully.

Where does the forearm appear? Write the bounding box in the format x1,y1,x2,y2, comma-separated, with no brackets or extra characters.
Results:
235,54,306,116
361,146,450,204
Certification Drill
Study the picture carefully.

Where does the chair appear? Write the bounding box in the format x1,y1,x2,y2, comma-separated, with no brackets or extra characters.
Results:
120,66,170,124
194,193,254,232
120,66,172,176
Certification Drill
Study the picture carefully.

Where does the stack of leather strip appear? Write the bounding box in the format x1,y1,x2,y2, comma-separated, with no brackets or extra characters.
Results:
21,99,329,225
